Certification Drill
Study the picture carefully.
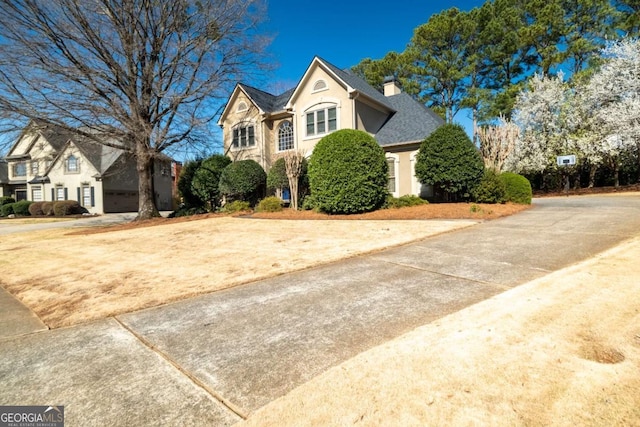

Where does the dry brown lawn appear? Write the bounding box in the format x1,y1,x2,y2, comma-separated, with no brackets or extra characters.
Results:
240,234,640,427
1,202,526,328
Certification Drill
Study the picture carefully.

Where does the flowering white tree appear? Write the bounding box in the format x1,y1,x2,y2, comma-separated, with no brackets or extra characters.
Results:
585,38,640,186
507,73,576,175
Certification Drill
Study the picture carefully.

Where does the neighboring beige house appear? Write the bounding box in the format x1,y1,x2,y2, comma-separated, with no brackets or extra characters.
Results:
0,120,173,213
217,56,444,198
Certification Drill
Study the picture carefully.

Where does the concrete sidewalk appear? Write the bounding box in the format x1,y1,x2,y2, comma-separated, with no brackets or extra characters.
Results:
1,194,639,426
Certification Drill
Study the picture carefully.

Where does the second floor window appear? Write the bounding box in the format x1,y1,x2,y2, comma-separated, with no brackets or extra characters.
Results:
278,121,294,151
306,107,336,137
13,162,27,177
31,160,39,175
232,125,255,148
66,155,78,173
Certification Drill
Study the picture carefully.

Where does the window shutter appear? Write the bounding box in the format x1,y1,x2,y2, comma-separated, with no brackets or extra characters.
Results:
64,188,68,200
77,187,81,202
51,188,55,201
90,187,95,207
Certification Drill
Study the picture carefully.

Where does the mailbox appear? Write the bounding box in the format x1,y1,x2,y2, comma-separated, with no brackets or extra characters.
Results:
557,155,576,166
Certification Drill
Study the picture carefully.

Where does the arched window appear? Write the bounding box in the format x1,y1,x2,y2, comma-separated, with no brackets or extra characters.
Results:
312,80,327,92
66,155,78,173
278,121,294,151
237,101,248,112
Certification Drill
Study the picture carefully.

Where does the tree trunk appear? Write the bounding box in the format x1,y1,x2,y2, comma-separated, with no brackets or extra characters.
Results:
614,161,620,188
136,150,160,220
588,164,596,188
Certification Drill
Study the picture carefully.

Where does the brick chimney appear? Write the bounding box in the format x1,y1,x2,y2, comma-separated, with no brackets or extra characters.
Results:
383,76,401,97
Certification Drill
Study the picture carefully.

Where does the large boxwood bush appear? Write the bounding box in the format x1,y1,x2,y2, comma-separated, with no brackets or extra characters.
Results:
415,124,484,201
53,200,83,216
12,200,32,216
0,196,15,206
218,159,266,206
1,203,14,217
191,154,231,210
308,129,388,214
500,172,533,204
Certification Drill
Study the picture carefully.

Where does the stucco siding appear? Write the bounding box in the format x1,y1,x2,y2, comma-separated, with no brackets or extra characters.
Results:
222,91,268,169
355,99,388,134
290,66,353,155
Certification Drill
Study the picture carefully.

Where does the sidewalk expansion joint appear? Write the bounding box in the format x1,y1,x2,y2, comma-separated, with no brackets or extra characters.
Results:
377,259,513,292
113,317,249,421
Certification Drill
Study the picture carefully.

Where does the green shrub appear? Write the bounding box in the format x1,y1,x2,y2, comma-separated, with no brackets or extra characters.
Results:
473,169,506,204
0,196,15,206
301,194,317,211
386,194,429,209
219,160,266,206
1,203,14,217
267,157,309,198
28,201,45,216
308,129,388,214
415,124,484,201
53,200,83,216
12,200,32,216
221,200,251,213
42,202,54,216
500,172,533,204
191,154,231,210
177,159,204,208
256,196,284,212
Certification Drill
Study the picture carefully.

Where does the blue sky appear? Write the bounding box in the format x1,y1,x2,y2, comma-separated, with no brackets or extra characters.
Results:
251,0,486,135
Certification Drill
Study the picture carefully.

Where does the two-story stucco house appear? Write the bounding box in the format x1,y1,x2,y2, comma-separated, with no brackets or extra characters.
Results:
217,56,444,198
0,120,174,213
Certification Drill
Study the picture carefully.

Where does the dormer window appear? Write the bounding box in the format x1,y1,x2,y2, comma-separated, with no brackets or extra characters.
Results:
312,80,328,92
65,155,79,173
237,101,248,112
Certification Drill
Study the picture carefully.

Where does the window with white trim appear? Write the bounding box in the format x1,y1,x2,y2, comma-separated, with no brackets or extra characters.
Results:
31,186,43,201
13,161,27,177
278,121,294,151
82,186,92,207
237,101,248,112
305,107,337,137
232,124,255,148
66,155,79,173
386,154,400,197
312,80,327,92
31,160,39,175
56,186,65,201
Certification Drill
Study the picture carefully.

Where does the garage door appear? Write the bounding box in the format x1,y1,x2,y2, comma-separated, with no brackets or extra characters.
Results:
103,191,139,213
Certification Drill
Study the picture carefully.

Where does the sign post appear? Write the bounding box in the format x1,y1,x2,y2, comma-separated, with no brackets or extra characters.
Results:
556,155,576,194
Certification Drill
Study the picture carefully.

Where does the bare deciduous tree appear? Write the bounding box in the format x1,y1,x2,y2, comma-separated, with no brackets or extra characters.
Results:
281,150,305,211
478,116,519,172
0,0,268,219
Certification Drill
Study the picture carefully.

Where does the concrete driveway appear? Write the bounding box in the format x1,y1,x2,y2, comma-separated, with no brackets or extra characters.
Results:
0,212,138,235
1,194,639,426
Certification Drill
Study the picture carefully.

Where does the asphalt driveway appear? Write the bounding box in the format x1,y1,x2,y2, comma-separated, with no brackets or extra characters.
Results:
1,194,639,426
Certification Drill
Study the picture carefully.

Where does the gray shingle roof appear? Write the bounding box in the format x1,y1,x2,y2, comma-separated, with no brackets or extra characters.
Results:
317,57,395,111
375,93,445,146
239,84,294,114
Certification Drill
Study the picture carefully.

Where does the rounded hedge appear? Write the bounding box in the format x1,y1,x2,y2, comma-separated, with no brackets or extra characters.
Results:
499,172,533,204
308,129,388,214
415,124,484,201
53,200,83,216
0,196,15,206
256,196,284,212
1,203,14,217
473,169,506,204
12,200,32,216
218,159,266,205
191,154,231,209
